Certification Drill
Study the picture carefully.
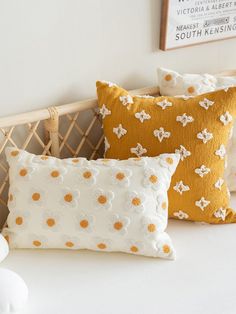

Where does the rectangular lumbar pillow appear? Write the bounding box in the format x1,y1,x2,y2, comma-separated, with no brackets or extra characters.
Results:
3,147,180,259
157,67,236,192
96,80,236,224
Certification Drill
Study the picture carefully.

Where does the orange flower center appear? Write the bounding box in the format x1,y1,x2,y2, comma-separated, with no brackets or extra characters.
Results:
187,86,195,94
163,244,170,254
97,243,107,250
11,150,19,157
51,170,60,178
114,221,123,230
132,197,141,206
40,155,48,160
116,172,125,181
165,74,172,81
33,240,41,247
65,241,74,248
64,193,73,202
83,171,92,179
130,245,139,253
98,195,107,204
148,223,156,233
32,192,41,201
15,217,23,225
149,175,158,184
80,219,89,228
47,218,55,227
166,157,173,165
19,168,27,177
72,159,79,164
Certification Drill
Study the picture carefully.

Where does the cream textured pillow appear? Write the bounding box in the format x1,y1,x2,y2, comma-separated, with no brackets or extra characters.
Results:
3,148,180,259
157,67,236,192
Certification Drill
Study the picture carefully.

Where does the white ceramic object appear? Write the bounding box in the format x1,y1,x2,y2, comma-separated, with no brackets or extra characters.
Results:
0,268,28,313
0,234,9,263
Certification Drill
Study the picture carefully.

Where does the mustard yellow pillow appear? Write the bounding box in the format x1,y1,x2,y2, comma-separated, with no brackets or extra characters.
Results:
96,81,236,224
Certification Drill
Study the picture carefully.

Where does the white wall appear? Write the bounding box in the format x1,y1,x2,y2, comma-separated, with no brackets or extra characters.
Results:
0,0,236,117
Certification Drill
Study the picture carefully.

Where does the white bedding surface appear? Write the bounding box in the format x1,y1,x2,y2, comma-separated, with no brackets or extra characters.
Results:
2,194,236,314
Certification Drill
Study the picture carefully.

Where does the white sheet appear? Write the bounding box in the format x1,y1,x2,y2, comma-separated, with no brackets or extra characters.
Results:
2,194,236,314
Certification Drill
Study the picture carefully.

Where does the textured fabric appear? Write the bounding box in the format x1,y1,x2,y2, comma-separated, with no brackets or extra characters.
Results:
3,148,179,259
157,67,236,192
96,80,236,224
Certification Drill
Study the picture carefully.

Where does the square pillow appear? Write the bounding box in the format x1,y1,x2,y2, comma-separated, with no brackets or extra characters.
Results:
96,81,236,224
2,147,180,259
157,67,236,192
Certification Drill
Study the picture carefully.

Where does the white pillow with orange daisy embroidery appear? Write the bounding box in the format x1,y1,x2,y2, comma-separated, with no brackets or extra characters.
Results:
157,67,236,191
2,147,180,260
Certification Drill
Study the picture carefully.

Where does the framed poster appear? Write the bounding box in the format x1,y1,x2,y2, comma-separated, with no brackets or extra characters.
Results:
160,0,236,50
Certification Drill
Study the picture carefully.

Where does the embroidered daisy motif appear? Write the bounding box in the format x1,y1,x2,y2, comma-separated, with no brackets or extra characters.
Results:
64,157,87,167
33,155,55,166
156,242,173,258
29,188,45,206
195,197,210,211
215,144,226,159
185,83,200,96
79,167,99,185
62,235,79,249
220,111,233,126
99,104,111,119
42,211,60,231
127,240,143,254
9,211,30,230
17,165,35,180
161,72,177,87
176,113,194,127
48,167,67,183
30,235,48,248
142,217,162,238
94,237,111,251
159,155,176,170
61,188,79,207
214,208,227,221
173,210,189,220
173,181,190,195
214,178,224,190
130,143,147,157
104,137,110,153
128,157,147,167
135,110,151,123
77,214,94,233
93,159,116,167
195,165,210,178
109,214,130,235
197,129,213,144
111,168,132,187
8,188,18,209
143,168,160,190
175,145,191,161
156,99,172,110
126,191,146,213
94,188,114,210
153,127,171,142
199,98,214,110
113,124,127,139
119,95,133,106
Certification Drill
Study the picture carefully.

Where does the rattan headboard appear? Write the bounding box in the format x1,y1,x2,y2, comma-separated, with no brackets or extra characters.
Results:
0,85,159,227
